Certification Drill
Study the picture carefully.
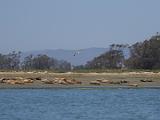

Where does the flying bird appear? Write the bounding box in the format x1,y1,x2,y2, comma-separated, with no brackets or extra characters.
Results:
73,51,80,56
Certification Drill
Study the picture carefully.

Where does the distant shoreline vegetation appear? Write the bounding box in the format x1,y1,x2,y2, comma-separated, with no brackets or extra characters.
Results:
0,52,71,72
0,33,160,72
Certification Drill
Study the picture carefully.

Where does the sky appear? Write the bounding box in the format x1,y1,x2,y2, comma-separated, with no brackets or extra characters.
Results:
0,0,160,53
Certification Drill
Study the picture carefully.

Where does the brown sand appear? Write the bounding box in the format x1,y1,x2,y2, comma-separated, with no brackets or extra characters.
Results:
0,71,160,89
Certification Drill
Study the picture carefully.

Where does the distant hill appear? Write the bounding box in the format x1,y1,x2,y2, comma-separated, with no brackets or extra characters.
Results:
21,48,109,66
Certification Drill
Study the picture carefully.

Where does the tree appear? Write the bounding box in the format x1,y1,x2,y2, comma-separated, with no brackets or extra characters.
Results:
57,60,71,71
22,54,33,70
22,54,71,71
125,34,160,69
0,51,21,70
7,51,21,70
31,54,51,70
86,48,124,69
0,54,8,69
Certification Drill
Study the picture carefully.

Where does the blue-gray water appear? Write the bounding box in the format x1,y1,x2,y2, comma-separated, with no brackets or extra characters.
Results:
0,88,160,120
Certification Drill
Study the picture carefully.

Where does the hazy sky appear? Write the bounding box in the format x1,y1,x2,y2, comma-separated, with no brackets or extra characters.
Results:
0,0,160,53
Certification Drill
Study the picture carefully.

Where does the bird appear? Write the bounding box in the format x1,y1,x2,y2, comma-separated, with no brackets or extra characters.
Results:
73,51,80,56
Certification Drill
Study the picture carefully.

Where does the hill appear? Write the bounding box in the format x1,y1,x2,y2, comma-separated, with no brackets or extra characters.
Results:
21,48,108,66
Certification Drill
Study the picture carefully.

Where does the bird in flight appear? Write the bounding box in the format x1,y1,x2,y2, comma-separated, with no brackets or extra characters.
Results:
73,51,80,56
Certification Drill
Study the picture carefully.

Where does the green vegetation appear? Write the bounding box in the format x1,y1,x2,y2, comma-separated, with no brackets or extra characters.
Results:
85,47,125,69
0,53,71,72
81,33,160,70
126,34,160,69
0,33,160,72
0,51,21,71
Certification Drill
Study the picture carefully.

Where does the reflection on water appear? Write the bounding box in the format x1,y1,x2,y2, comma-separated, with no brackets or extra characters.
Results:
0,88,160,120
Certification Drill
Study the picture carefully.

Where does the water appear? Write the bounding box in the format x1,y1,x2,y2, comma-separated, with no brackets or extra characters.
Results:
0,88,160,120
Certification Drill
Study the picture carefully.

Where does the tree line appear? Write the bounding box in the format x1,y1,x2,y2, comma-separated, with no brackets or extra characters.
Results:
0,53,71,71
77,33,160,70
1,33,160,71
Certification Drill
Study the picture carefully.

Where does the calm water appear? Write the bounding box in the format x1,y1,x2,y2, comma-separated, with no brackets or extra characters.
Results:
0,88,160,120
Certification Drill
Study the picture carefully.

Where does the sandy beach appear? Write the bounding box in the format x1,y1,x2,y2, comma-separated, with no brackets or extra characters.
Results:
0,71,160,89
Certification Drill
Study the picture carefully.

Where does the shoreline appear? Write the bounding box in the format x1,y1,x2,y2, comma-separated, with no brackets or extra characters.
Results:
1,85,160,90
0,72,160,89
